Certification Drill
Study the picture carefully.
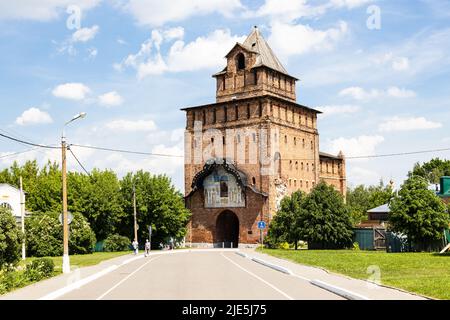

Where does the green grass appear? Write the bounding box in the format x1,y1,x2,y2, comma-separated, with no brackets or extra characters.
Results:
257,248,450,300
0,251,131,295
21,251,131,273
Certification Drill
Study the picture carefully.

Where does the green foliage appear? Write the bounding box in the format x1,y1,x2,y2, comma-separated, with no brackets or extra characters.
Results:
389,176,450,251
277,242,290,250
0,269,29,294
103,234,131,252
25,212,96,257
0,206,22,269
0,161,189,252
299,181,353,249
409,158,450,184
118,171,191,246
346,181,393,225
267,191,305,249
68,170,125,240
352,242,360,250
24,258,54,281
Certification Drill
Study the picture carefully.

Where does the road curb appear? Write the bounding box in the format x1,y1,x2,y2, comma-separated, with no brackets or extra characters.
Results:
310,279,369,300
250,257,293,275
235,251,248,258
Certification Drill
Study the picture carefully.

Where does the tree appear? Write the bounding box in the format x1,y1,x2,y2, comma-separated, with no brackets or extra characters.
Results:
68,169,125,240
346,181,393,224
267,191,304,249
299,181,353,249
409,158,450,184
389,176,450,251
118,171,191,247
26,211,96,257
0,206,22,268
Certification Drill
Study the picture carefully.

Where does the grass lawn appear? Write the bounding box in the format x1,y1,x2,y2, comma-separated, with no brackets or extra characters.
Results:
0,251,132,295
257,248,450,300
20,251,131,274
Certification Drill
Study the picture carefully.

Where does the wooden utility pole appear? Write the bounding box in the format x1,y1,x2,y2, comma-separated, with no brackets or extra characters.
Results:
133,184,138,243
62,135,70,273
19,176,25,260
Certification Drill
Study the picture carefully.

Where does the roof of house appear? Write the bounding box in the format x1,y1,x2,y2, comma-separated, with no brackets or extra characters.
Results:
216,26,297,79
367,203,391,213
319,151,344,160
241,27,289,75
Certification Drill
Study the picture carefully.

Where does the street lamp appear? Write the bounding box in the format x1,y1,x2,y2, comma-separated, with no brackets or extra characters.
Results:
61,112,86,274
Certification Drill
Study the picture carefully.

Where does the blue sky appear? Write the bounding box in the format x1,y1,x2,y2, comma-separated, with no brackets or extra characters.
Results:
0,0,449,192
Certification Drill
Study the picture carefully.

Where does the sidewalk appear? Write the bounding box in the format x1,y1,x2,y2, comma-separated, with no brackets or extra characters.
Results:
242,248,428,300
0,252,143,300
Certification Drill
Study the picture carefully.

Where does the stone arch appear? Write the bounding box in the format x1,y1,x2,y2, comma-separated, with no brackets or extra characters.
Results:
236,53,245,71
215,210,239,248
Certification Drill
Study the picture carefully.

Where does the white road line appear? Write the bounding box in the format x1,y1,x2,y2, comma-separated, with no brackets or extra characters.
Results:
220,252,294,300
96,255,162,300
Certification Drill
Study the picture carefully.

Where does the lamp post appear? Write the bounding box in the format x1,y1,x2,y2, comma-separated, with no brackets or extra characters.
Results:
62,112,86,274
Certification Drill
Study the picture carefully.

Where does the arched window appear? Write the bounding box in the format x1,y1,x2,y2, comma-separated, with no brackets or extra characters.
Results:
252,177,256,185
220,181,228,198
235,104,239,120
294,137,297,145
289,160,293,171
247,104,251,119
236,53,245,70
295,161,298,170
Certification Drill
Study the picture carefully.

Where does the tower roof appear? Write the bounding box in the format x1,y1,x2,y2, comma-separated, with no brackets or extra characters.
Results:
241,26,288,75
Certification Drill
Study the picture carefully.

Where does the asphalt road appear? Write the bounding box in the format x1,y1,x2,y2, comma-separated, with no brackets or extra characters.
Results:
58,251,344,300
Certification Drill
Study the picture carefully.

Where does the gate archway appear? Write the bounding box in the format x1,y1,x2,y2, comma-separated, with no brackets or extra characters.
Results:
215,210,239,248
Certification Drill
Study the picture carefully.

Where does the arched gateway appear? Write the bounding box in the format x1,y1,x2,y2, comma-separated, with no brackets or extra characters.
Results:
215,210,239,248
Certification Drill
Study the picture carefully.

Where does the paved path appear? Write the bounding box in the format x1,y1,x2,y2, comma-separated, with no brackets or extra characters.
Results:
1,249,427,300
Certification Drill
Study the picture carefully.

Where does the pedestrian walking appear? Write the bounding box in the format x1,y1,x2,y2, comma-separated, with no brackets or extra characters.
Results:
145,239,151,257
132,240,138,255
169,237,174,250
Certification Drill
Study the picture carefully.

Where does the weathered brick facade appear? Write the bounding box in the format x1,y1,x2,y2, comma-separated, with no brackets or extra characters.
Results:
182,27,346,247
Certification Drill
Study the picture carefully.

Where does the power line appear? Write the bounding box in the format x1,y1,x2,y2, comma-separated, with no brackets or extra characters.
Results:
70,144,184,158
0,132,60,149
68,147,90,176
1,130,450,160
0,147,39,160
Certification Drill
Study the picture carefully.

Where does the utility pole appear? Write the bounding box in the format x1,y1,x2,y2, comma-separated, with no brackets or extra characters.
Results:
61,112,86,274
19,176,25,260
133,184,138,243
61,132,70,274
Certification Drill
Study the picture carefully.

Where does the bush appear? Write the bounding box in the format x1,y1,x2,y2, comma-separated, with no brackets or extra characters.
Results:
26,211,96,257
0,206,22,269
25,258,55,281
278,242,290,250
0,269,29,294
352,242,360,251
103,234,131,252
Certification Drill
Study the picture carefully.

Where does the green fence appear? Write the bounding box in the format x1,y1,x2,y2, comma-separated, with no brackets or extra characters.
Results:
353,228,374,250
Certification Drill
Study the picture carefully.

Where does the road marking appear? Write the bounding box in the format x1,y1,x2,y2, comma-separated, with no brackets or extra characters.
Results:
96,255,162,300
220,252,294,300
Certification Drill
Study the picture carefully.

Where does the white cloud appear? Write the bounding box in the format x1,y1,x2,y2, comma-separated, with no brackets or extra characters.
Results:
98,91,124,107
348,166,381,186
386,86,416,98
328,135,384,158
72,25,99,42
339,87,381,100
379,117,442,132
268,21,348,59
339,86,416,100
317,105,360,117
52,83,91,100
247,0,327,22
0,1,100,21
392,57,410,71
123,0,243,27
105,119,157,132
118,28,246,78
87,47,98,58
329,0,373,9
15,107,53,126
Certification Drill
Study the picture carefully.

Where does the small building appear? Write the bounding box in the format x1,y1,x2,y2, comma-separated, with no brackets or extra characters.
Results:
437,176,450,203
0,183,28,224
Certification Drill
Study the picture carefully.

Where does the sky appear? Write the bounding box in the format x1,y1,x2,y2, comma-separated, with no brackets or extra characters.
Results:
0,0,450,192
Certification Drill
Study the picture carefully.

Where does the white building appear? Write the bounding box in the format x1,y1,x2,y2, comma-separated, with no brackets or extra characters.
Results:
0,183,27,223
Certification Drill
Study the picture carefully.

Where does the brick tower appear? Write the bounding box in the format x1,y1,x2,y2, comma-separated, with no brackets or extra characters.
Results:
182,26,346,248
